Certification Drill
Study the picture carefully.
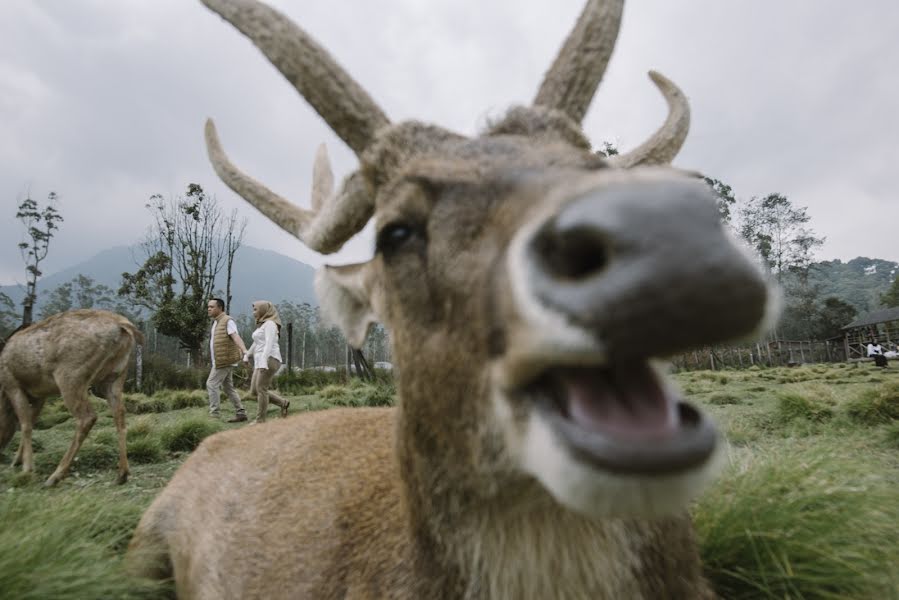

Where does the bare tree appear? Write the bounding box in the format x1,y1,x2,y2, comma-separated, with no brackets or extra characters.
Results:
120,183,243,366
16,191,63,326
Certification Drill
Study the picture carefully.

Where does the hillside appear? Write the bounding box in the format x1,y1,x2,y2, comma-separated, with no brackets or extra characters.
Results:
0,245,317,318
807,257,898,314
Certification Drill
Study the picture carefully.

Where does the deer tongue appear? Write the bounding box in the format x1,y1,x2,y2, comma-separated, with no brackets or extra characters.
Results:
559,363,677,440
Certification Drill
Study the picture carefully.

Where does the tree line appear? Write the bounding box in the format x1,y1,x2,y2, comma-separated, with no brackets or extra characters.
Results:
6,173,896,361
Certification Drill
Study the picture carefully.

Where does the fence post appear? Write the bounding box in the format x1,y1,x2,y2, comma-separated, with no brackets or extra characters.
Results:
709,350,715,371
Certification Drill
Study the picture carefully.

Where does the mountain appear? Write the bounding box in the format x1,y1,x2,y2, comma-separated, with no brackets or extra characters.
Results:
1,245,317,318
806,257,898,314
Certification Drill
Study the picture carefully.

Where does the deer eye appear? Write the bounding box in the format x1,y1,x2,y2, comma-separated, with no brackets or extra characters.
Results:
376,222,422,255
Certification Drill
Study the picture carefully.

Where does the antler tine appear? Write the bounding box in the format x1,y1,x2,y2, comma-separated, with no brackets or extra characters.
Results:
200,0,390,155
533,0,624,123
205,119,373,254
609,71,690,168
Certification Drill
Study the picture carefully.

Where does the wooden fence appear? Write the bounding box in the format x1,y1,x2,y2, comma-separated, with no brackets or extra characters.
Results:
671,339,846,371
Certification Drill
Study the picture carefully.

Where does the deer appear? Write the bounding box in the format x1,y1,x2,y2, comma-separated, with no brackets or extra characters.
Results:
127,0,777,597
0,309,141,486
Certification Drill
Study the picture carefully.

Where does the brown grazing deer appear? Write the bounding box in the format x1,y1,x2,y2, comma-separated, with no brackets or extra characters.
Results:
0,309,141,486
128,0,777,597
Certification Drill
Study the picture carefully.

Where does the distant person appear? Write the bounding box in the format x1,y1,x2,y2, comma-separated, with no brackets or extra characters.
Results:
867,340,888,368
206,298,250,422
243,300,290,423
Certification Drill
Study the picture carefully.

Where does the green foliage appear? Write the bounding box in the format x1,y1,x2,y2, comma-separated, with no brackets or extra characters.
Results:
168,390,208,410
135,353,208,394
127,436,164,465
159,418,223,453
696,448,899,599
703,176,736,223
39,274,135,320
124,394,170,414
0,490,168,599
119,183,243,364
845,382,899,425
880,274,899,308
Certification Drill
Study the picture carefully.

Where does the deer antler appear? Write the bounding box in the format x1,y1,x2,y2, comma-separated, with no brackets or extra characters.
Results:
200,0,389,155
609,71,690,168
533,0,624,123
205,120,373,253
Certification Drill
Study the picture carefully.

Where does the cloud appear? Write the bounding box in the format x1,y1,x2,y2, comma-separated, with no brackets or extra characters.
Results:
1,0,895,289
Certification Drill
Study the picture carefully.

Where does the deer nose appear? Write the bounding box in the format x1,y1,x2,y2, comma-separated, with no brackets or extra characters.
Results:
526,178,769,356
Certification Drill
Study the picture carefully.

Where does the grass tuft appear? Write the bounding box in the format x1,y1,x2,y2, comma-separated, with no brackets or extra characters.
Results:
126,436,165,465
845,382,899,426
775,390,833,423
0,490,169,599
159,417,223,453
696,448,899,599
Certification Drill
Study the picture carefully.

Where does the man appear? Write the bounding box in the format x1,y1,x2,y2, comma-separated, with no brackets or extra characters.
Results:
207,298,250,421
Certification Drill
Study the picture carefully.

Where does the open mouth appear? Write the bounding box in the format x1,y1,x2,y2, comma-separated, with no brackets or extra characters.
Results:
516,361,717,475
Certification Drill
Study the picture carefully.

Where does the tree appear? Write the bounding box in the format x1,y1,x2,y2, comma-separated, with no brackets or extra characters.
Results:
0,292,17,339
737,193,824,281
223,211,247,313
881,275,899,308
40,274,135,319
703,177,736,224
119,184,244,366
16,191,63,326
815,297,857,339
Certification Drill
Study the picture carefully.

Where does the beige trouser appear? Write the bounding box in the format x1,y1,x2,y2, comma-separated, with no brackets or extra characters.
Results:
207,365,246,417
250,356,287,422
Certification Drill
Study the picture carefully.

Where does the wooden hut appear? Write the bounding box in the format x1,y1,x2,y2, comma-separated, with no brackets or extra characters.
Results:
842,307,899,360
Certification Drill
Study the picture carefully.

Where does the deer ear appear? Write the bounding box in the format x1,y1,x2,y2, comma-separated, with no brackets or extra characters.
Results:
314,262,379,348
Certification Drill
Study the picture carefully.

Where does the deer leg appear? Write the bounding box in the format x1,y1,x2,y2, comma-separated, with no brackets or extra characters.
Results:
96,376,130,484
11,397,45,466
7,387,34,473
0,390,17,455
46,383,97,487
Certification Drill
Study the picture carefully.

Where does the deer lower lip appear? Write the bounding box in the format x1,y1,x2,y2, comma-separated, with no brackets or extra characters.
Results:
525,363,717,475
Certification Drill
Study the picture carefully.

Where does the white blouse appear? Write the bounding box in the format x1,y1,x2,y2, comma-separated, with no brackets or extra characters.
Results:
245,320,282,369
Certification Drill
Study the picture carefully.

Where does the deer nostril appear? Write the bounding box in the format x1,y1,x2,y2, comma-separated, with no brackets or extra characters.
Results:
535,224,610,280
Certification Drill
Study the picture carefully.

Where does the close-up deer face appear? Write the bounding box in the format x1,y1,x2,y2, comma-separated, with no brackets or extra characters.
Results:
201,0,777,520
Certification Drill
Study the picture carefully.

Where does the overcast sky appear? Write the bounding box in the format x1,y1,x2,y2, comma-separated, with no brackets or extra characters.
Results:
2,1,897,289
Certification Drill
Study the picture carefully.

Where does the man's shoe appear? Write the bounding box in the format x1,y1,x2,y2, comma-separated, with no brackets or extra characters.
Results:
227,414,248,423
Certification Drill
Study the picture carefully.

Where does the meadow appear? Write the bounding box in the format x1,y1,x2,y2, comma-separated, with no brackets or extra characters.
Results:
0,363,897,599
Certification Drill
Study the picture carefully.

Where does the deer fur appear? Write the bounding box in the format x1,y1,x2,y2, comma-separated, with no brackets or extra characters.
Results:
128,1,777,598
0,309,142,486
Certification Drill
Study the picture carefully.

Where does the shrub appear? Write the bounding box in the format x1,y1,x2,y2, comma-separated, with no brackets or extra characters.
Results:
160,418,223,453
696,448,899,599
126,417,154,441
124,394,170,415
169,390,208,411
845,383,899,425
134,353,208,395
127,436,164,464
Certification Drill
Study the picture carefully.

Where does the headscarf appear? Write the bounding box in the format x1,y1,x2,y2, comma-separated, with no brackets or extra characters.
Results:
253,300,283,331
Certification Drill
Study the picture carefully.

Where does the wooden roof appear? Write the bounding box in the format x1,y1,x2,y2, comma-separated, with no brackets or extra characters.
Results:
843,306,899,329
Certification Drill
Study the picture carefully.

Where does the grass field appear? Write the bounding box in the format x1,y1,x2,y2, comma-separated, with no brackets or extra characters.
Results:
1,365,897,599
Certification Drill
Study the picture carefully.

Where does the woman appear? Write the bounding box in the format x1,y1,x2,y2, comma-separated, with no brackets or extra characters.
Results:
243,300,290,423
